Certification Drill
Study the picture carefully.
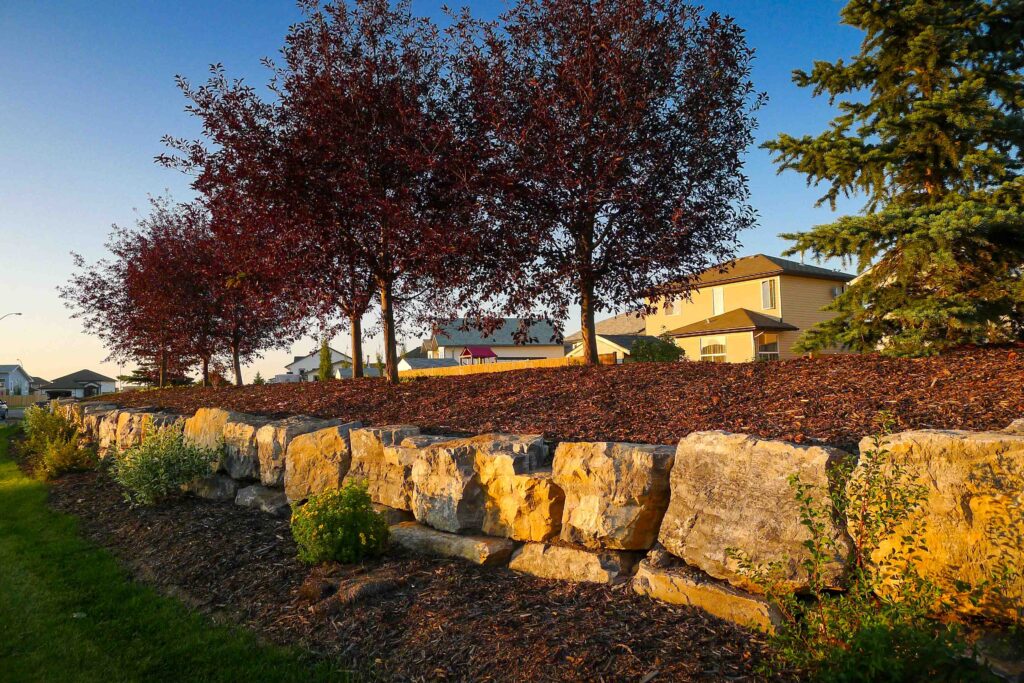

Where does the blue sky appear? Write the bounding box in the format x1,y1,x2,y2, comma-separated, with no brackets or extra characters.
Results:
0,0,864,382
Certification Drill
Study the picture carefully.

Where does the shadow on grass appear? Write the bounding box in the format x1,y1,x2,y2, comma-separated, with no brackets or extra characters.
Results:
0,425,349,683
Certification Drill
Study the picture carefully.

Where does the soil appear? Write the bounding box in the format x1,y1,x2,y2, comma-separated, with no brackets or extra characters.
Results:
98,345,1024,452
47,470,775,682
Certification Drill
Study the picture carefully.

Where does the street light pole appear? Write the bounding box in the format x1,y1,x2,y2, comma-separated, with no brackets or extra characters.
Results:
0,312,23,322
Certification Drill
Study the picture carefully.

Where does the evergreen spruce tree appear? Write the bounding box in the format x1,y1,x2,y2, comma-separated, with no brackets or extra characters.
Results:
317,339,333,382
766,0,1024,355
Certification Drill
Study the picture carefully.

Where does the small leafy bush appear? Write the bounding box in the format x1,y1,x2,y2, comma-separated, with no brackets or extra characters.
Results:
23,405,77,457
38,435,97,480
22,405,96,479
113,429,217,506
291,482,389,564
628,333,683,363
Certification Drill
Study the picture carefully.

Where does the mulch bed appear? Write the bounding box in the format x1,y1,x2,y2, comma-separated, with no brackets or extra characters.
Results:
48,470,775,682
105,346,1024,451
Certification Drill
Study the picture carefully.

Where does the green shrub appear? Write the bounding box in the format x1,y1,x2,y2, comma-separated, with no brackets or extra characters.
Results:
113,430,217,506
628,334,683,362
290,482,389,564
729,414,993,681
23,405,77,458
37,436,97,480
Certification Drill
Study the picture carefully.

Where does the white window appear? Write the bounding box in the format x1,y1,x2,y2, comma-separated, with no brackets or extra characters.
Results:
756,333,780,361
700,336,727,363
712,287,724,316
831,285,845,299
761,280,776,310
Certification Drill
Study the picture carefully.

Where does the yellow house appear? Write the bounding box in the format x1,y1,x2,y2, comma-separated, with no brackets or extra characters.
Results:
646,254,854,362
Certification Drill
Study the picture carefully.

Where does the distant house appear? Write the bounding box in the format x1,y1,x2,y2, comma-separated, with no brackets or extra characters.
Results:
0,365,33,396
646,254,854,362
427,318,565,364
397,357,459,373
566,334,666,363
41,370,117,399
284,346,353,381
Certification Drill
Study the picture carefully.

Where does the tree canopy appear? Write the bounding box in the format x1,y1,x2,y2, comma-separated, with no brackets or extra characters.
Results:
766,0,1024,355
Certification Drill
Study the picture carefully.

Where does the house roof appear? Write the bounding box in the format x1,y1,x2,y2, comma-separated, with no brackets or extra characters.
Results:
45,369,116,390
666,309,799,338
0,365,30,377
568,334,665,356
564,310,646,343
399,357,459,370
460,345,498,359
336,366,382,379
678,254,853,290
286,346,352,370
432,318,560,347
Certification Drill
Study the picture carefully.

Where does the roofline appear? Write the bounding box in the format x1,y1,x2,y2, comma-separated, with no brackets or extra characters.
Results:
666,321,799,338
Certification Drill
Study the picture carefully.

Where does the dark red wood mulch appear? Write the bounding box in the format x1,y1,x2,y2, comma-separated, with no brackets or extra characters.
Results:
48,471,775,682
102,346,1024,451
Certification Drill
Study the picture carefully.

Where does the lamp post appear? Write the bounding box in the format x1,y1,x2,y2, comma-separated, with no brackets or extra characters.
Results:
0,312,22,322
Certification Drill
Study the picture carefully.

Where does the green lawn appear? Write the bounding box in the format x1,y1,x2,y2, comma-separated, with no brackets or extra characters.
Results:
0,425,348,682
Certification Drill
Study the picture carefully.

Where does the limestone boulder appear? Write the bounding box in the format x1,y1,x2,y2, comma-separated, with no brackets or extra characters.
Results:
659,431,853,593
115,410,184,452
481,470,564,542
80,403,117,442
183,407,238,451
184,474,238,502
389,522,515,566
553,441,674,550
256,416,348,487
508,543,640,584
221,414,273,480
632,561,782,632
97,410,125,457
235,484,290,517
344,426,423,509
410,434,548,534
850,429,1024,621
283,422,362,503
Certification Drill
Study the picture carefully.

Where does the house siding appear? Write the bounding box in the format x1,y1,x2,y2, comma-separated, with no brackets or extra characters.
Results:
777,275,847,359
645,276,782,338
435,345,565,361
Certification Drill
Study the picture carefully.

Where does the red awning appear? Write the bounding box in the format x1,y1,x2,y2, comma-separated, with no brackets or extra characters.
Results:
459,345,497,359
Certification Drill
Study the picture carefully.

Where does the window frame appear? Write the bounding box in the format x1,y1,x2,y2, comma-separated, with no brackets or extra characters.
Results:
700,335,727,363
761,279,776,310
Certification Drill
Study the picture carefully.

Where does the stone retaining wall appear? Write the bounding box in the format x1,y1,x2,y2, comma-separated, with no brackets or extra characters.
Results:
55,399,1023,631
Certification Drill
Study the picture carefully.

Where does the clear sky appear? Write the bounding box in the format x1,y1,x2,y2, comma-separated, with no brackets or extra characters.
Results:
0,0,864,384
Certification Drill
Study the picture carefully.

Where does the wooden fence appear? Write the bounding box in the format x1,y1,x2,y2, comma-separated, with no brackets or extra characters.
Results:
399,356,586,379
1,395,43,407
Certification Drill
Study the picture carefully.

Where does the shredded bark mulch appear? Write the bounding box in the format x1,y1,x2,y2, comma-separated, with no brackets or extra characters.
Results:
102,346,1024,451
48,470,774,682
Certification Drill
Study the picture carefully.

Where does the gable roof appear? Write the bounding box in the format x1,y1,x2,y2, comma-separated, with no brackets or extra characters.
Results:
46,369,116,389
286,346,352,370
666,308,799,338
432,318,560,347
564,310,646,343
398,357,459,371
683,254,853,289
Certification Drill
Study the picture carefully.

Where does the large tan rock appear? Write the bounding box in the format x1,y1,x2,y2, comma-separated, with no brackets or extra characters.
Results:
183,474,238,502
183,407,238,451
256,416,348,487
80,403,117,442
97,410,125,457
659,431,853,593
221,415,272,480
409,434,547,534
481,471,564,542
283,422,361,503
114,410,184,452
344,426,423,509
850,429,1024,621
553,441,674,550
508,543,640,584
633,561,782,632
388,522,515,566
235,484,290,517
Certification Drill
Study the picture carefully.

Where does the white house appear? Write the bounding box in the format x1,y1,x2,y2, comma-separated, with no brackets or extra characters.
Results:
0,364,33,396
41,370,117,399
397,357,459,373
426,318,566,364
284,346,353,381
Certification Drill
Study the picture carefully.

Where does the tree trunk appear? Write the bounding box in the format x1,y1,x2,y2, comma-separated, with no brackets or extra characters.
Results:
201,356,210,387
350,312,364,379
379,279,399,384
158,351,168,388
579,279,599,365
231,341,243,386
